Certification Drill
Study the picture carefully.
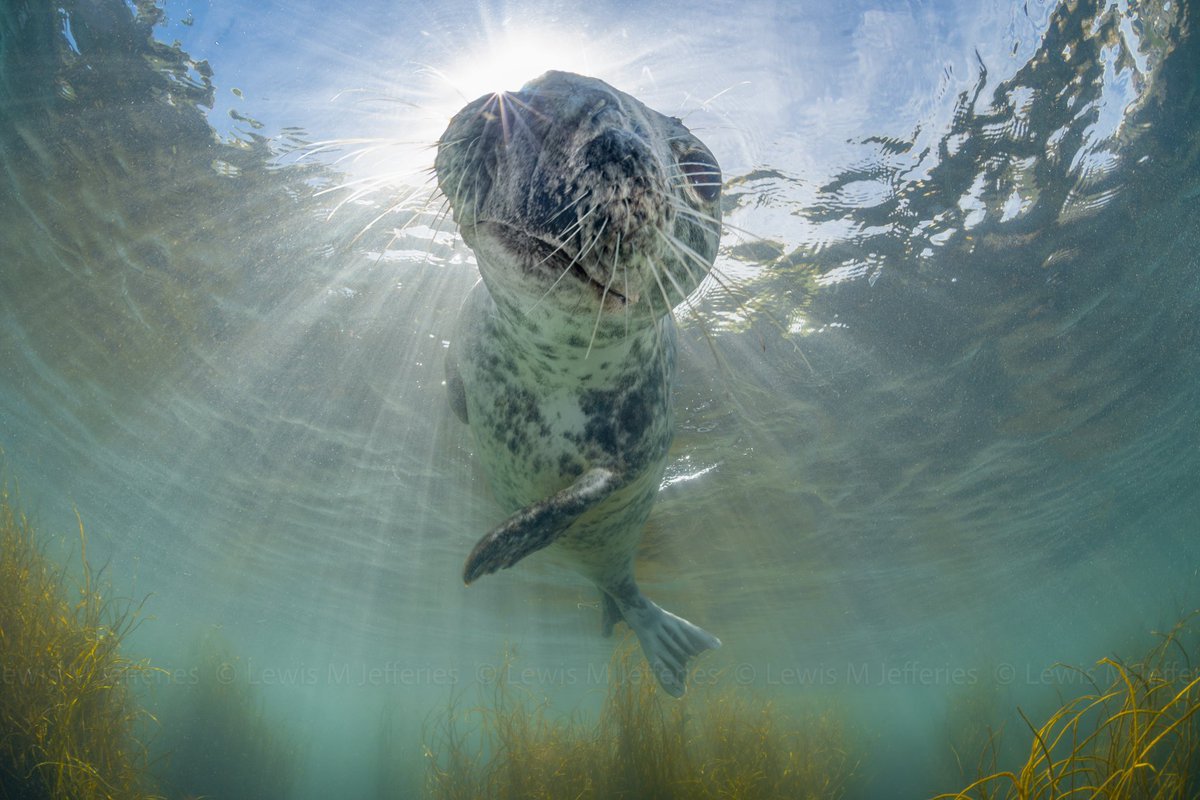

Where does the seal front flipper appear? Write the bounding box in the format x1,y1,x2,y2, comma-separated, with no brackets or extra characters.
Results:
463,467,620,584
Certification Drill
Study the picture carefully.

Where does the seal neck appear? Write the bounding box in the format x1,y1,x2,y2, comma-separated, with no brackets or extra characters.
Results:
487,290,669,367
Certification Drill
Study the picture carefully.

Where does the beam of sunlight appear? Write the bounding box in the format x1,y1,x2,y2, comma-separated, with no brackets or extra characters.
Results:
432,25,608,105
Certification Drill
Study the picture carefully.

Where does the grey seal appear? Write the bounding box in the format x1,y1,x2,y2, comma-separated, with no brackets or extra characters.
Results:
435,70,722,696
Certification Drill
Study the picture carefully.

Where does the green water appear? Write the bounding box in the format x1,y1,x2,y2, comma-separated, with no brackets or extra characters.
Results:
1,0,1198,797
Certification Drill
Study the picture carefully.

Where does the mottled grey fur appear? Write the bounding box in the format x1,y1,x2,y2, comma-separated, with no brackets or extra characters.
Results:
435,71,722,696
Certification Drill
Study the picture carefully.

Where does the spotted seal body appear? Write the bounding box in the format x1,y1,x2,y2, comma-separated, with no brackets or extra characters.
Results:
436,71,722,696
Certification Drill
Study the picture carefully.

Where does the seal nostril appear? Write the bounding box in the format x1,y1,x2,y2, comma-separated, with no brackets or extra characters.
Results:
588,129,631,164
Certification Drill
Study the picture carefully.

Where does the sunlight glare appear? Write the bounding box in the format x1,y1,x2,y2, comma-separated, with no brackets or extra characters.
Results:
437,26,603,107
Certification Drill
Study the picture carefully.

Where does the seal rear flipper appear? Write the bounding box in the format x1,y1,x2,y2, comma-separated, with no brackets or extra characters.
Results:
622,597,721,698
463,467,620,584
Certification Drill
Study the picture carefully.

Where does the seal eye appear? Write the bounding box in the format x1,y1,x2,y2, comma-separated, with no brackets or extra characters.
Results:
679,150,721,203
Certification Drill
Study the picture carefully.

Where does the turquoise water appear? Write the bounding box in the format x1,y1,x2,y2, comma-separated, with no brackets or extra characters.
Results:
1,0,1198,797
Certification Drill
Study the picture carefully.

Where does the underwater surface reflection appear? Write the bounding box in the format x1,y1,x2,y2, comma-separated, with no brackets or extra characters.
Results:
1,0,1198,797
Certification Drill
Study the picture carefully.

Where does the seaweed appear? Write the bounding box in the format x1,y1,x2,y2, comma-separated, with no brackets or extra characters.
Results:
938,612,1200,800
422,644,855,799
0,487,161,800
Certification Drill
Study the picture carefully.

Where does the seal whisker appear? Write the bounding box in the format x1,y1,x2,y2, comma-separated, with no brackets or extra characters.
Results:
664,199,793,289
665,202,729,236
652,229,735,343
421,194,458,265
643,248,679,325
670,161,723,188
571,216,608,271
664,196,725,225
292,135,432,187
657,229,813,372
433,134,476,150
649,233,752,380
320,167,434,217
667,199,773,244
294,137,387,160
348,185,439,248
433,194,454,229
653,235,703,313
656,221,734,297
526,206,601,314
404,192,461,268
298,138,414,169
543,187,593,229
657,229,755,327
534,197,593,256
674,180,724,194
585,232,621,359
675,81,752,124
655,226,719,285
445,133,486,223
368,202,436,268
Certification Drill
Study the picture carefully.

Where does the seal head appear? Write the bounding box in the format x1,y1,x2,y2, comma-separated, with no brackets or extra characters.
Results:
435,70,721,326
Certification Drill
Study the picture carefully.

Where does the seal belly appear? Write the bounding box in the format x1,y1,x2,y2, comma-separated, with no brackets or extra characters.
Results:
553,468,663,584
455,280,674,522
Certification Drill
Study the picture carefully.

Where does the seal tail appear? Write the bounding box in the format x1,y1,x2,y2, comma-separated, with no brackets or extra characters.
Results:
600,590,624,638
617,594,720,698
